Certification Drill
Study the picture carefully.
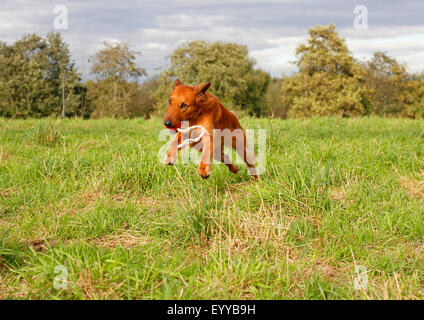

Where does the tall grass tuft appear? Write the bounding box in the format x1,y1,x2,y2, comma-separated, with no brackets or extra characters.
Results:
30,121,63,145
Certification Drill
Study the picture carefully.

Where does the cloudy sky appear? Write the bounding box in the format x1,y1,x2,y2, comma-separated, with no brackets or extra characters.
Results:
1,0,423,79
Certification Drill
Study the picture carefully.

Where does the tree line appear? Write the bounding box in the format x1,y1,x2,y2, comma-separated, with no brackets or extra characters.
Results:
1,24,423,119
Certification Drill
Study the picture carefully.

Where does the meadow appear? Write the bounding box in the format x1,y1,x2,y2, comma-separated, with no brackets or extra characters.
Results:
0,116,423,299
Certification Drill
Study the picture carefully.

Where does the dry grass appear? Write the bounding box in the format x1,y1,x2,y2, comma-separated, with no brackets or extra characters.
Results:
400,175,424,201
91,232,152,249
0,150,12,164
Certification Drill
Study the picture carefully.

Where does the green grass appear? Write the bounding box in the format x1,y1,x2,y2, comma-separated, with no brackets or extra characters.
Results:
0,116,423,299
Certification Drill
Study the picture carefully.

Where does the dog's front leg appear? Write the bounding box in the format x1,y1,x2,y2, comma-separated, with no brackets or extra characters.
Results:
199,135,212,179
164,131,181,165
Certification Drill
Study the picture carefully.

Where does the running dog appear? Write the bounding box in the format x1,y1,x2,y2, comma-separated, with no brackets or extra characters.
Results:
163,79,257,179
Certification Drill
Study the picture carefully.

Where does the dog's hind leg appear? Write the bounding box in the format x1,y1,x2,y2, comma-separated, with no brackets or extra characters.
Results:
233,132,258,179
213,145,238,174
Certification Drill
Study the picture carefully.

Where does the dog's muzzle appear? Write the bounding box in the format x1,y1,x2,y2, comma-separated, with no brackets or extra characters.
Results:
164,121,182,131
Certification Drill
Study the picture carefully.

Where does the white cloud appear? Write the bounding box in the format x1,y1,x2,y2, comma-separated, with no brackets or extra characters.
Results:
156,14,230,30
143,42,168,51
346,33,424,73
0,0,423,79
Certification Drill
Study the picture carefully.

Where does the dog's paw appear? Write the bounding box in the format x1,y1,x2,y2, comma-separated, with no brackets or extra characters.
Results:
163,157,176,165
248,167,259,179
199,165,211,179
228,165,239,174
200,173,210,179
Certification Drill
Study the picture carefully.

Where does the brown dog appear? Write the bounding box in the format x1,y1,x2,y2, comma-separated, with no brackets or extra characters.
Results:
163,79,257,179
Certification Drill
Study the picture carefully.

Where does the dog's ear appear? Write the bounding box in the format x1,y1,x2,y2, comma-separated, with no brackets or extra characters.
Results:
196,82,211,95
174,79,183,89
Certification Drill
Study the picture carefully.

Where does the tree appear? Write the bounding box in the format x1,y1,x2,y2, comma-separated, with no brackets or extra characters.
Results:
282,24,372,118
154,40,270,116
0,32,82,118
264,77,287,118
87,77,158,119
88,41,148,118
365,52,424,118
44,32,85,117
135,77,160,118
400,79,424,118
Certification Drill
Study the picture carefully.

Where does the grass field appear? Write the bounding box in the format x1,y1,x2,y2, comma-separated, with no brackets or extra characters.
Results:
0,116,423,299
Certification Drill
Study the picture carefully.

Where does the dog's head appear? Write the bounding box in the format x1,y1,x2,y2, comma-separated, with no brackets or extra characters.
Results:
163,79,211,130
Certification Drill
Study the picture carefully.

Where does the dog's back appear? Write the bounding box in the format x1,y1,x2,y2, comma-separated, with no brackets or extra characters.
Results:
203,93,243,132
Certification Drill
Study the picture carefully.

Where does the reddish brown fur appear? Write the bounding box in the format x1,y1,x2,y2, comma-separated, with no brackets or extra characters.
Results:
163,79,257,179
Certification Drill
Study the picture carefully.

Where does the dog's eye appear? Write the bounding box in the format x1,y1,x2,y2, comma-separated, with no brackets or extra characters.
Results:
180,103,188,109
168,99,172,105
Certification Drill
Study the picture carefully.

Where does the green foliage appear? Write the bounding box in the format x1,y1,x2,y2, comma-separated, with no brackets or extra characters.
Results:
137,77,160,118
154,40,270,116
365,52,424,118
86,79,156,119
264,77,287,118
401,79,424,118
87,42,154,118
282,24,372,118
0,33,83,118
89,41,146,82
0,27,423,120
